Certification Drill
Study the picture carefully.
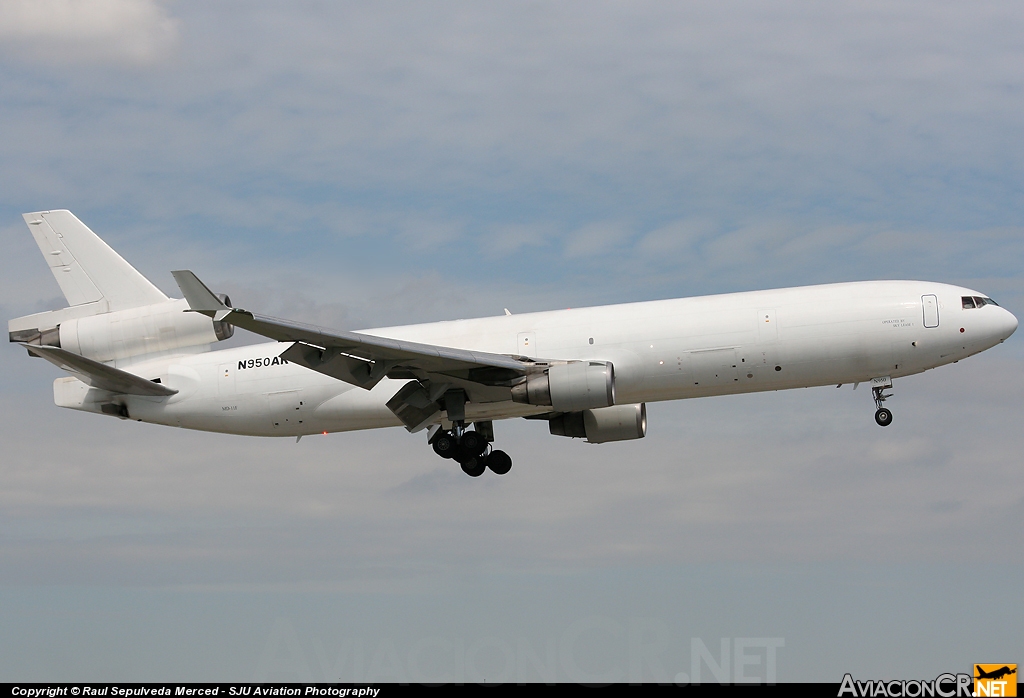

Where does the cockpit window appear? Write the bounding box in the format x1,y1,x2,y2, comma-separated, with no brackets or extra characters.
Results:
964,296,1001,308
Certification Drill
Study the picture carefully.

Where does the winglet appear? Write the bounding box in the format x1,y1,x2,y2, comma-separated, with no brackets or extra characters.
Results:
171,270,232,320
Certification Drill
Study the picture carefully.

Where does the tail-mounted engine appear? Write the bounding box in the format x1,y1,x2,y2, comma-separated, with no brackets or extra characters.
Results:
10,297,233,362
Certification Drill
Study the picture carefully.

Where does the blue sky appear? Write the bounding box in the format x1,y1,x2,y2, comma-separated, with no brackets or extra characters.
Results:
1,0,1022,682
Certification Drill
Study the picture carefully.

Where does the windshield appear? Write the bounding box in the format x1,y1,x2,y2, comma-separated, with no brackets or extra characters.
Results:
963,296,1000,308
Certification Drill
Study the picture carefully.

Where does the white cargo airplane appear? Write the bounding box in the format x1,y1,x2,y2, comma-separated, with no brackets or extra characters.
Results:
10,211,1018,476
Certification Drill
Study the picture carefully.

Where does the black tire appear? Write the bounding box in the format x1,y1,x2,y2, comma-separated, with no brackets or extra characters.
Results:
486,450,512,475
874,408,892,427
432,431,459,459
460,430,487,457
461,457,486,477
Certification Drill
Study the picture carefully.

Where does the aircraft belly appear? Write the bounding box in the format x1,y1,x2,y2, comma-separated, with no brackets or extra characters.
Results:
313,380,403,432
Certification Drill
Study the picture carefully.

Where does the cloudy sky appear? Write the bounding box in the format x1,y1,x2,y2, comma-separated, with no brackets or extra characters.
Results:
1,0,1022,683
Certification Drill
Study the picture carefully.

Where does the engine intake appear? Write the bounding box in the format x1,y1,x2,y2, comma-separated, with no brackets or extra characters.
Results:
511,361,615,412
549,403,647,443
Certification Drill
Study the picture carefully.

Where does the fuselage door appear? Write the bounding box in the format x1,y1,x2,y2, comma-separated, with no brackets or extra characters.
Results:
922,294,939,328
517,332,537,359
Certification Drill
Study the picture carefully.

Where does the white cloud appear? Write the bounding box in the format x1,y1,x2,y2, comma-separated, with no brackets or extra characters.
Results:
564,221,632,258
0,0,178,65
637,218,717,257
482,223,556,258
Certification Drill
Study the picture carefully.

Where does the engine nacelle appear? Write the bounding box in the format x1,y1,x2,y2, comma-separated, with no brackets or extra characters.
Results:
511,361,615,412
57,298,232,362
549,403,647,443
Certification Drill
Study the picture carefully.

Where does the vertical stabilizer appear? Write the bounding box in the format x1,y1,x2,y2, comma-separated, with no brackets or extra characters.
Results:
23,210,168,311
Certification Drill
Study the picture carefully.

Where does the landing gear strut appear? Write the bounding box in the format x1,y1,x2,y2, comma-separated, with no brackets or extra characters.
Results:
873,385,893,427
429,420,513,476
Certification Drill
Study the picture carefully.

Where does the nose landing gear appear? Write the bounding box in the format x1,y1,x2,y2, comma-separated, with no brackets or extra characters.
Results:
429,420,513,476
872,384,893,427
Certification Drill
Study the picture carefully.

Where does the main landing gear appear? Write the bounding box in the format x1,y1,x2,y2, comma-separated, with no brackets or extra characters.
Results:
873,384,893,427
430,420,513,477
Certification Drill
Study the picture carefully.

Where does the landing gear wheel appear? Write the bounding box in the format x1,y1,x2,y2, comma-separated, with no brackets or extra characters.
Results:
460,430,487,457
486,450,512,475
874,408,892,427
871,383,894,428
432,431,459,459
461,457,486,477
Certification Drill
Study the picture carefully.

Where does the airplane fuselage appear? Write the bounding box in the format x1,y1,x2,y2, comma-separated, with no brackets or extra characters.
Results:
54,280,1017,437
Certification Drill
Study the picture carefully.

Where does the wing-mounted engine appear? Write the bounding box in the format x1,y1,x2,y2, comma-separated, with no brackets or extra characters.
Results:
10,297,233,363
510,361,615,412
549,403,647,443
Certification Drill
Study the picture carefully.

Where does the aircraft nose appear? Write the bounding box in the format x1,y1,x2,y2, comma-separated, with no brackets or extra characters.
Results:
999,307,1018,340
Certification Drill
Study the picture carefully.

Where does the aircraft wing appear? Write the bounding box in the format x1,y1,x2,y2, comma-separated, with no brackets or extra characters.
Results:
24,344,178,397
171,270,536,392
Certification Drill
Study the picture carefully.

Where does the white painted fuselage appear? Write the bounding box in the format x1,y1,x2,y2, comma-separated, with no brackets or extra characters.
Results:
54,280,1017,437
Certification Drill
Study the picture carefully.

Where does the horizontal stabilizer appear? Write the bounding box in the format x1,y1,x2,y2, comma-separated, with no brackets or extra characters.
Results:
24,344,178,396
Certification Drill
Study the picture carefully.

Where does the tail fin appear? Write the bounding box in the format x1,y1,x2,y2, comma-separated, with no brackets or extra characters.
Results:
23,210,167,311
